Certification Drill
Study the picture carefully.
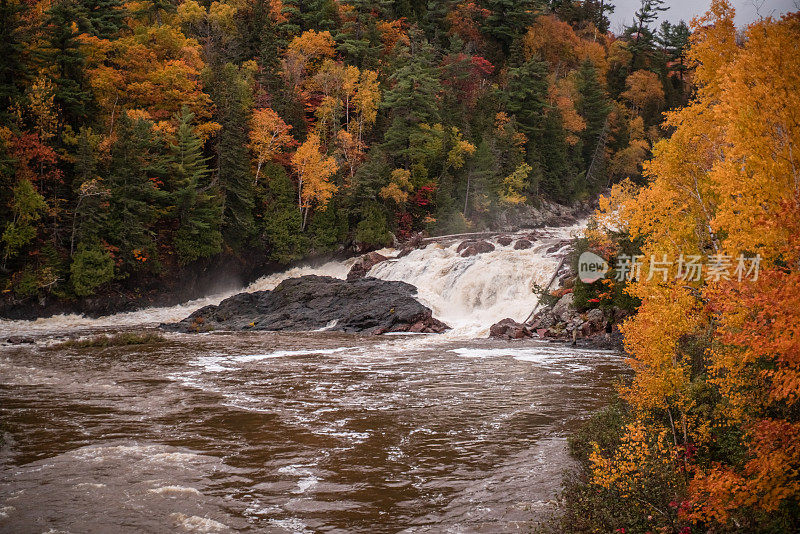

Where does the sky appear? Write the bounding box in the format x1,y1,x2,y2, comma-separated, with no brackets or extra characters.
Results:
607,0,797,33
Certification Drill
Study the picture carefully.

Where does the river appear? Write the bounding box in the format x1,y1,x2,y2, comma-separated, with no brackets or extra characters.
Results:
0,224,626,533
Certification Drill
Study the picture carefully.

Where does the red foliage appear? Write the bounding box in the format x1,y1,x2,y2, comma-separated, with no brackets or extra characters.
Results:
412,185,436,207
440,54,495,108
11,132,62,185
395,211,413,240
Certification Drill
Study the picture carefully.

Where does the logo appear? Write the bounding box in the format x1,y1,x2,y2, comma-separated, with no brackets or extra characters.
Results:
578,251,609,283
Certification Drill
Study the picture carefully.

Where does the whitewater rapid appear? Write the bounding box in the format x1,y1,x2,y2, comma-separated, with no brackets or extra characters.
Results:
0,223,584,339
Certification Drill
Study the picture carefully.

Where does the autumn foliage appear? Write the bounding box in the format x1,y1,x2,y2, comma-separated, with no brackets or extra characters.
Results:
586,3,800,531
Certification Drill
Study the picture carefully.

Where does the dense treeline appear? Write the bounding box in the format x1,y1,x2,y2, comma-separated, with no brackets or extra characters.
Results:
1,0,689,299
555,3,800,532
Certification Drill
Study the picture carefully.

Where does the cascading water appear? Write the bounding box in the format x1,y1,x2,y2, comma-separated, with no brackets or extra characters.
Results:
0,222,584,338
368,225,582,336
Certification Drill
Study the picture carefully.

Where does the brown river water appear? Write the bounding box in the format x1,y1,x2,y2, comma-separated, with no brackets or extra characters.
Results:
0,225,627,533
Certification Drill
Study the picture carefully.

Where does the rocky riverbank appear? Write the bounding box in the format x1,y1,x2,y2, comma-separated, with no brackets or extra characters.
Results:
487,240,627,350
163,275,448,334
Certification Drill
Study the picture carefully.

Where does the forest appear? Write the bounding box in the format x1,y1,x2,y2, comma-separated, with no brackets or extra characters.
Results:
0,0,688,300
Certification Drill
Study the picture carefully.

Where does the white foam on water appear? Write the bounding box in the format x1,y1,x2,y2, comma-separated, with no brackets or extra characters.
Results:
449,345,619,371
171,513,230,532
150,485,202,496
187,347,354,374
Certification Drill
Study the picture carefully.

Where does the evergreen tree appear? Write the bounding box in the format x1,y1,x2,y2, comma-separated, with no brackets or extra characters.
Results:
463,139,497,218
481,0,540,56
40,0,93,128
505,56,549,146
258,165,309,263
206,62,255,246
658,20,690,104
382,31,442,159
355,202,392,247
71,127,108,255
576,59,610,169
106,115,167,270
334,0,382,68
169,108,223,265
0,0,31,122
70,241,114,295
627,0,668,70
76,0,126,38
538,108,575,201
550,0,614,34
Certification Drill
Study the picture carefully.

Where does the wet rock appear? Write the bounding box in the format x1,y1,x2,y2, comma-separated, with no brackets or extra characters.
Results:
579,321,595,337
497,236,513,246
346,252,388,280
546,240,571,254
458,240,495,257
164,275,449,335
396,247,414,259
405,232,425,248
586,308,604,327
513,239,532,250
6,336,34,344
551,293,575,323
489,318,533,340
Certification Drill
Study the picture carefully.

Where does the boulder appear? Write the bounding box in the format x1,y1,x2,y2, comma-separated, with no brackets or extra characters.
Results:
458,240,495,257
546,240,571,254
164,275,449,335
396,247,414,259
513,239,532,250
489,318,532,340
346,252,387,280
586,308,604,327
551,293,575,323
497,236,513,246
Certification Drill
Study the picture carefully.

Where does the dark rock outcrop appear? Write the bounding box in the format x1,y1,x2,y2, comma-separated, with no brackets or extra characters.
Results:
457,240,495,257
513,239,532,250
489,318,533,340
346,252,388,280
163,275,449,335
497,236,513,246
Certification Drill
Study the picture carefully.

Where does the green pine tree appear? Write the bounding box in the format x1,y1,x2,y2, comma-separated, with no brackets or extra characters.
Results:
169,108,223,265
0,0,31,123
382,30,442,160
40,0,93,128
106,114,167,270
71,126,108,255
576,59,610,169
206,62,255,247
76,0,126,38
481,0,540,56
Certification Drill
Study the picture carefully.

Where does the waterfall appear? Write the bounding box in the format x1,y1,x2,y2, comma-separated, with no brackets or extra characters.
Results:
0,223,583,338
369,224,582,336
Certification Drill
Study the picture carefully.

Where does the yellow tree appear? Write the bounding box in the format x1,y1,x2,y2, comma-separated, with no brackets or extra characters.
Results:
248,107,296,184
291,133,338,229
283,30,336,92
591,2,800,528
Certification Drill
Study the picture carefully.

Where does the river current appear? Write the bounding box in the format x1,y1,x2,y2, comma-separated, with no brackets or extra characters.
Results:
0,224,626,533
